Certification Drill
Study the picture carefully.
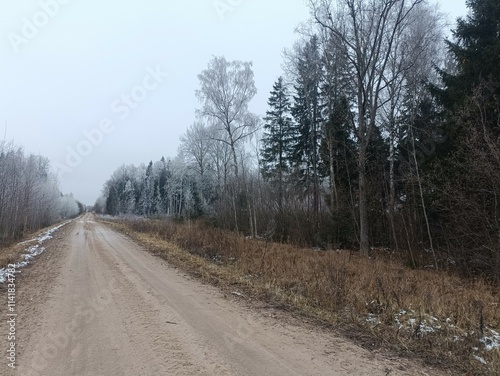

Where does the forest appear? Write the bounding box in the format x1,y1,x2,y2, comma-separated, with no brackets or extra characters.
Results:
0,141,85,245
94,0,500,280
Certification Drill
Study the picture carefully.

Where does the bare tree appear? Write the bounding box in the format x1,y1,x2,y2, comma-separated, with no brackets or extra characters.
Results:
196,56,259,177
377,2,443,255
204,124,232,195
309,0,424,254
179,121,211,178
0,141,79,244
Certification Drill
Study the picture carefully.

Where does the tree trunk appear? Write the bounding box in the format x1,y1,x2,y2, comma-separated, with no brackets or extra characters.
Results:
389,129,399,250
329,138,339,210
359,142,369,255
230,143,239,178
232,189,239,234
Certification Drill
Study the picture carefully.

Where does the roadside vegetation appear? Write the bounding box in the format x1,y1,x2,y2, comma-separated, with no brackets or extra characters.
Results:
102,215,499,375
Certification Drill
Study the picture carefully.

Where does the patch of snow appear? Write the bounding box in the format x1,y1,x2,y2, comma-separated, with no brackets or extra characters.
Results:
480,329,500,351
366,314,380,324
473,355,487,365
0,221,71,284
231,292,246,298
391,310,445,336
419,322,437,334
366,307,498,363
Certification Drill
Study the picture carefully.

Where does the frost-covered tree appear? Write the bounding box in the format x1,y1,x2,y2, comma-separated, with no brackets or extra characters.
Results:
59,194,80,219
0,141,80,244
179,122,210,178
196,56,259,177
139,161,155,215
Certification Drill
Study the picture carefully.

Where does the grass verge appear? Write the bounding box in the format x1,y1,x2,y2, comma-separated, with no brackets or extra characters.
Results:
101,216,500,375
0,220,72,269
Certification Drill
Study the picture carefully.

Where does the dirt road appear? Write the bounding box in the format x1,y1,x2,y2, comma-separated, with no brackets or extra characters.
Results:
0,214,444,375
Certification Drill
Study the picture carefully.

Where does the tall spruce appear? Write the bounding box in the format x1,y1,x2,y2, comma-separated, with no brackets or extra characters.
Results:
291,36,324,221
435,0,500,143
430,0,500,278
260,77,294,213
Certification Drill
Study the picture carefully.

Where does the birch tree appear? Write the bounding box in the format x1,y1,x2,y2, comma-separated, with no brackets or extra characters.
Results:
377,2,443,252
196,56,259,177
179,121,211,178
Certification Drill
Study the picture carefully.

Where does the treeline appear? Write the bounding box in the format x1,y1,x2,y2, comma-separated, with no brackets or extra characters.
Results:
96,0,500,279
94,158,206,219
0,141,84,245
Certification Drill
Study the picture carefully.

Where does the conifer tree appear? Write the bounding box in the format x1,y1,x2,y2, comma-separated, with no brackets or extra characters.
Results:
260,78,294,179
435,0,500,141
290,36,323,219
260,76,294,219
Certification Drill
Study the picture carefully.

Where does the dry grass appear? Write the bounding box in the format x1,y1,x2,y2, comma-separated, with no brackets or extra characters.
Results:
102,216,500,375
0,222,67,268
0,241,29,268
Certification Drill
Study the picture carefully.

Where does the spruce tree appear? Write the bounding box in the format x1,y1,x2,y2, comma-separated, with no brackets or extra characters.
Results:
260,77,294,180
430,0,500,277
434,0,500,142
260,77,294,218
290,36,323,219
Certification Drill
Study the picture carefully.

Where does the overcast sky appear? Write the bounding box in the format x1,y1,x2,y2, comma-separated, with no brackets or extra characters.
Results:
0,0,469,205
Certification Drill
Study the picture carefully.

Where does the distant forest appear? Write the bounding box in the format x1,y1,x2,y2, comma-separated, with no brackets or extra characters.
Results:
0,142,85,244
95,0,500,280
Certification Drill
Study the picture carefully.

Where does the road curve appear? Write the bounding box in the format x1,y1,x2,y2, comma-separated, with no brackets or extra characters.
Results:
0,214,443,376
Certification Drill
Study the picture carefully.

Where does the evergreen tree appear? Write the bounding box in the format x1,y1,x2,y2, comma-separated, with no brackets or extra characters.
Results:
122,180,136,214
290,36,324,218
260,77,294,182
189,179,204,218
434,0,500,144
158,156,170,213
320,96,357,203
139,161,155,215
260,77,295,237
428,0,500,277
106,185,119,216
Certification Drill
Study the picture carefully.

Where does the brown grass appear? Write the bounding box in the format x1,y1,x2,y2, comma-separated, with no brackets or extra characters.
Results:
102,216,500,375
0,222,68,268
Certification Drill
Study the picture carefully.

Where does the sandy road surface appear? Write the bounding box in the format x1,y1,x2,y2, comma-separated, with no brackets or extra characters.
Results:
0,214,445,376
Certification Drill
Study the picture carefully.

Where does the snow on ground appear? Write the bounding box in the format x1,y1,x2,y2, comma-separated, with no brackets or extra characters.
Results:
0,221,71,283
481,329,500,352
393,309,441,335
365,308,500,365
